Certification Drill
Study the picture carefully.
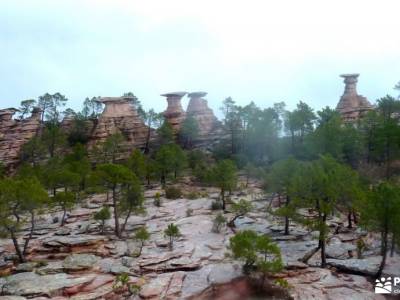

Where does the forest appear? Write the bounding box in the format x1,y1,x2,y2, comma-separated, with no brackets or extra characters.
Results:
0,85,400,298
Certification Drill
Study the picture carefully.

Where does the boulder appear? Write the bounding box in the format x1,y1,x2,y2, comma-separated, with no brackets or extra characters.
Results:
63,254,99,271
0,272,95,297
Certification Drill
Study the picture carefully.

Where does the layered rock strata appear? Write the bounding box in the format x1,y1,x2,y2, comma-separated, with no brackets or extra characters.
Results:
162,92,187,132
88,97,153,157
0,107,41,170
186,92,223,147
336,74,373,122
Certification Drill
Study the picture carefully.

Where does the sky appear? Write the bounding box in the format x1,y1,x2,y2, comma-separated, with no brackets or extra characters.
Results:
1,0,399,117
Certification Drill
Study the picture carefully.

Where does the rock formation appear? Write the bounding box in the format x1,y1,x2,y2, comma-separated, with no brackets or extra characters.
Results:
88,97,153,156
162,92,187,132
336,74,373,122
187,92,219,135
0,107,41,170
186,92,223,147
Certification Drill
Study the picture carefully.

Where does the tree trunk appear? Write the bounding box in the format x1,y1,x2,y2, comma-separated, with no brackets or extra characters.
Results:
121,207,133,236
101,220,105,234
221,188,226,211
10,230,25,263
284,195,290,235
320,213,327,268
376,228,388,278
347,211,352,228
390,233,395,257
23,212,35,255
137,242,143,257
61,206,67,226
145,127,151,154
352,210,358,224
112,186,120,238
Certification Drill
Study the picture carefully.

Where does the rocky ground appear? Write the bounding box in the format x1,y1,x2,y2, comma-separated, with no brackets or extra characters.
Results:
0,178,398,299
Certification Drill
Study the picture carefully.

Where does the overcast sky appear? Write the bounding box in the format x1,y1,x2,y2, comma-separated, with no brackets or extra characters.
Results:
1,0,399,116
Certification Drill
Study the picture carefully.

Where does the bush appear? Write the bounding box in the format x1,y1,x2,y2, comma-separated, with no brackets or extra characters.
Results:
154,192,161,207
186,208,194,217
165,186,182,199
212,213,226,233
211,200,223,210
186,191,199,200
94,206,111,234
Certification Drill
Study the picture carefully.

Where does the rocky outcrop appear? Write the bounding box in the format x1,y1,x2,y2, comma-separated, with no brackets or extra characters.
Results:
336,74,373,122
0,107,41,170
88,97,153,156
162,92,187,132
186,92,221,140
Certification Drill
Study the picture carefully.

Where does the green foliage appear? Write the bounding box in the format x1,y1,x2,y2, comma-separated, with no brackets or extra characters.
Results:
212,213,226,233
289,155,364,266
208,159,237,210
229,230,283,275
164,223,180,250
274,278,290,289
284,101,316,157
153,192,161,207
157,121,174,144
265,157,302,234
228,199,253,227
41,123,67,157
156,144,187,184
101,133,125,163
133,226,150,257
113,273,130,290
0,162,5,178
82,96,102,118
179,116,199,148
53,191,76,226
21,136,47,166
356,238,366,259
127,149,146,180
95,163,136,237
94,206,111,234
357,181,400,277
185,191,199,200
211,200,223,210
165,186,182,199
38,92,68,123
19,99,37,119
0,177,48,262
67,114,90,145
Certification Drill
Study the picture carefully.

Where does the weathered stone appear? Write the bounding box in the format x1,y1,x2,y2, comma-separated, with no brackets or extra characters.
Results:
162,92,187,132
62,254,99,271
336,74,373,122
186,92,222,146
42,235,105,248
0,107,41,171
327,256,399,277
87,96,153,157
0,272,95,297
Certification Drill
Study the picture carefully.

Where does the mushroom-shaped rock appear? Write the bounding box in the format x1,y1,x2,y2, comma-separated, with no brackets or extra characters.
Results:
162,92,187,131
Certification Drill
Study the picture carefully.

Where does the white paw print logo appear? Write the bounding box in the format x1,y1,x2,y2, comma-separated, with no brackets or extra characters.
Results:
375,277,392,294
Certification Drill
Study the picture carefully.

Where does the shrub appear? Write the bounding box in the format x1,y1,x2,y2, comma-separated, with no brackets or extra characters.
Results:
164,223,181,250
186,208,194,217
211,200,223,210
186,191,199,200
229,230,283,276
165,186,182,199
154,192,161,207
94,206,111,234
212,213,226,233
133,227,150,257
